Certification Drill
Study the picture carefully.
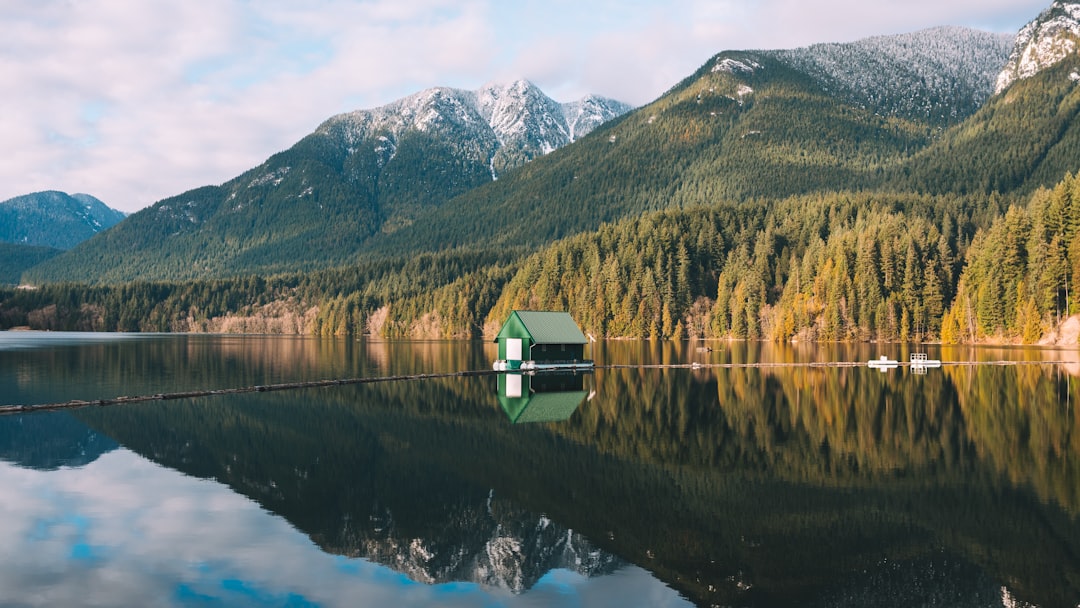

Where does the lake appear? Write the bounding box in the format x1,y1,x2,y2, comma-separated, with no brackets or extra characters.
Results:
1,333,1078,607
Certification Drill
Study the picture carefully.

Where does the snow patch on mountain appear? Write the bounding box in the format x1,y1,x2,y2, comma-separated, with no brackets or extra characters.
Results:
320,80,633,180
712,57,762,75
995,1,1080,94
768,26,1013,124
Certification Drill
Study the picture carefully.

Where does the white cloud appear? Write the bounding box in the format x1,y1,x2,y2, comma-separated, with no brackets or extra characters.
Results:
0,0,1050,212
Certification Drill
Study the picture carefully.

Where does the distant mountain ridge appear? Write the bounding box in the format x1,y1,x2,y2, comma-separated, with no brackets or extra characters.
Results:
0,191,125,250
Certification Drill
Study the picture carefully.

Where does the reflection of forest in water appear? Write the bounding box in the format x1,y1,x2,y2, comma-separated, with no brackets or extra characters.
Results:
7,337,1078,606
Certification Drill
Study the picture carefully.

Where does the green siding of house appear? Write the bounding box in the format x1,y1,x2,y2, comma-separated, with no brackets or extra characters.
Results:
530,342,585,362
496,312,532,361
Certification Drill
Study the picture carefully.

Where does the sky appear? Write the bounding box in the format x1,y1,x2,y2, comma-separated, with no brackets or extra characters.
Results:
0,0,1053,213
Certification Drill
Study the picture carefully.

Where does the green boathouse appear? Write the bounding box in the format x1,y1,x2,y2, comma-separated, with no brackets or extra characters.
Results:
493,311,588,369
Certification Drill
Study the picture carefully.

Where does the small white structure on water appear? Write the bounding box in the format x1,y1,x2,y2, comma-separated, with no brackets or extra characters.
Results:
909,352,941,373
867,355,899,371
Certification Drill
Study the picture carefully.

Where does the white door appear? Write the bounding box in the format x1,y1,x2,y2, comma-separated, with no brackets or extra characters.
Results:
506,338,523,361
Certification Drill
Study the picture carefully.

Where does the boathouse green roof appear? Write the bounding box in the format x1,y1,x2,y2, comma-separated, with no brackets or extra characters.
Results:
494,311,587,345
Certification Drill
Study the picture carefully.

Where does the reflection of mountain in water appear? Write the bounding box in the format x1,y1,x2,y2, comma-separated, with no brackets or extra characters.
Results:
358,494,617,592
72,381,622,594
0,412,118,470
69,340,1080,608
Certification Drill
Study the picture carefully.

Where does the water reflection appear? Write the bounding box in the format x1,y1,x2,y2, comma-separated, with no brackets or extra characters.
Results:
0,449,685,607
498,372,591,424
0,412,117,470
0,333,384,406
3,335,1079,607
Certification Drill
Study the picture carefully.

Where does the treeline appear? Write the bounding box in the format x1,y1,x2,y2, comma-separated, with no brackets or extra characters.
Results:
942,172,1080,342
5,175,1080,343
0,250,517,335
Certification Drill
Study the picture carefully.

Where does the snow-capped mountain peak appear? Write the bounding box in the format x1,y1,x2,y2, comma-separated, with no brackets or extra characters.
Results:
476,79,571,153
995,1,1080,94
321,80,633,180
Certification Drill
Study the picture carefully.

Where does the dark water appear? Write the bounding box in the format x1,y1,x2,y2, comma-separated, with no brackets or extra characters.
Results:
1,333,1078,607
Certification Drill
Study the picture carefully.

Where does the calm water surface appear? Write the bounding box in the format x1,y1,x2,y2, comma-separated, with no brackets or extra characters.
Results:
1,333,1078,607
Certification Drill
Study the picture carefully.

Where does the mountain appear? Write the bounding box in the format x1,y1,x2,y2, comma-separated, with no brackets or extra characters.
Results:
328,80,632,183
0,243,61,286
0,191,125,250
23,82,631,283
0,191,124,285
356,26,1015,259
6,6,1080,342
995,0,1080,94
899,2,1080,194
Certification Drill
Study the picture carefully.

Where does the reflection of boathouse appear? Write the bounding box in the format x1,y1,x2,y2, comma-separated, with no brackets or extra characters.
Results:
498,373,590,424
493,311,591,371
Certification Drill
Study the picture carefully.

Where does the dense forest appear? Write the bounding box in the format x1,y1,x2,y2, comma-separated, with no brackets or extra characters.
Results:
3,173,1079,344
0,243,61,285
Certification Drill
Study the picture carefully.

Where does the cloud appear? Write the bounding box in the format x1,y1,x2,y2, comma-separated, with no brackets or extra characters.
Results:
0,0,1049,213
0,0,497,212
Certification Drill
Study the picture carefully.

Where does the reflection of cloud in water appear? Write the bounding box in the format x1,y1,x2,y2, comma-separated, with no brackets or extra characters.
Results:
0,450,691,607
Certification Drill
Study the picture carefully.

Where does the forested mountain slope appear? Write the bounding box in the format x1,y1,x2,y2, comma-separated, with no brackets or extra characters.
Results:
0,243,61,286
360,27,1015,258
898,2,1080,195
23,82,630,284
897,53,1080,194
